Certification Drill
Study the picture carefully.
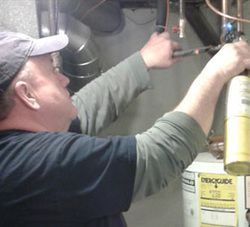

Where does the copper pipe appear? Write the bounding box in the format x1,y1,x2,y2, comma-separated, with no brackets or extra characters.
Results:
208,135,224,159
205,0,250,24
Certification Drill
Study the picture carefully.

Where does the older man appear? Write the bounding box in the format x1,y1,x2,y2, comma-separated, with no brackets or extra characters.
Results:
0,31,249,227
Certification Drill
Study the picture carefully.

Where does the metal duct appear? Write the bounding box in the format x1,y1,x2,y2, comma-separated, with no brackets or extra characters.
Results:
72,0,123,34
40,11,102,92
37,0,124,34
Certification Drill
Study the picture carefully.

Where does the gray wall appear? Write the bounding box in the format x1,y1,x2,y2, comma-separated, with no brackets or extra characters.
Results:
0,0,38,36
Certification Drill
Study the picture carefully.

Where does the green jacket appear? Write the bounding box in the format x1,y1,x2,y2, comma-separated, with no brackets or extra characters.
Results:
72,52,206,201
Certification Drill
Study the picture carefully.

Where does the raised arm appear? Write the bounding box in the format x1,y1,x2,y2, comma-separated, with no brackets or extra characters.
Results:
71,32,180,135
175,41,250,134
133,40,250,201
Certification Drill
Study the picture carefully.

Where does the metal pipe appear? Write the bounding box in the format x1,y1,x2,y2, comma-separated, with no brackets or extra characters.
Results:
172,44,221,58
237,0,243,35
221,0,229,42
179,0,185,38
48,0,58,35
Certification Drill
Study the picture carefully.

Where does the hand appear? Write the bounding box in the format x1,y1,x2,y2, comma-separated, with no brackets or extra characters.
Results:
202,40,250,81
140,32,181,69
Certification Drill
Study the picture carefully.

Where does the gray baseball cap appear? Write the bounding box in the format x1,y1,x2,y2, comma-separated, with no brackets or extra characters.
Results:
0,31,69,91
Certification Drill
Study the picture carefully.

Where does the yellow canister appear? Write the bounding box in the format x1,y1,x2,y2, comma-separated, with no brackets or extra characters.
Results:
224,74,250,175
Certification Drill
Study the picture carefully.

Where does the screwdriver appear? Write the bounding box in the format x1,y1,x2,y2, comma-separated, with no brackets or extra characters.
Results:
172,44,222,58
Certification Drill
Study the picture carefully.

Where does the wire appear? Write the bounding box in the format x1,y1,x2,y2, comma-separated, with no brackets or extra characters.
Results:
205,0,250,24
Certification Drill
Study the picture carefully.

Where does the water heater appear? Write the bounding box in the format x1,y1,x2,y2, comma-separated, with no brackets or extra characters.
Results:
182,152,250,226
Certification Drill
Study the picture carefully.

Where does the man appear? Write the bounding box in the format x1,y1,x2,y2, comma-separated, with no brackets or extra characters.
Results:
0,31,249,227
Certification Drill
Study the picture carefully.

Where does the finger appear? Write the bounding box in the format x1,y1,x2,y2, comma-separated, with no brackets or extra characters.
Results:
171,41,182,51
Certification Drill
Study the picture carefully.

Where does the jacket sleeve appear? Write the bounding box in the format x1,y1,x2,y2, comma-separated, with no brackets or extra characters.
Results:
71,52,152,135
133,111,207,201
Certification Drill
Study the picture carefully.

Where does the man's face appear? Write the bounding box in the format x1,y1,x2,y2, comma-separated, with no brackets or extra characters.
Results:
27,54,78,131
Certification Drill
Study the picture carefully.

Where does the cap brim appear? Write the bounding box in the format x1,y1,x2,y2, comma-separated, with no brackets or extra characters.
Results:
29,34,69,56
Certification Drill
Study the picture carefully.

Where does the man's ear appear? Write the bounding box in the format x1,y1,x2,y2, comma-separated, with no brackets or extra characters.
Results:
14,81,40,110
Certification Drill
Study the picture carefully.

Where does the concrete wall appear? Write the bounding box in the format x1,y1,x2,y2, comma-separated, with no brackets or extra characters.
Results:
0,0,38,36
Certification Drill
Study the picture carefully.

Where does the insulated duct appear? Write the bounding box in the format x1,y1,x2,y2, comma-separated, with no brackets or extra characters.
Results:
40,11,102,92
155,0,167,33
